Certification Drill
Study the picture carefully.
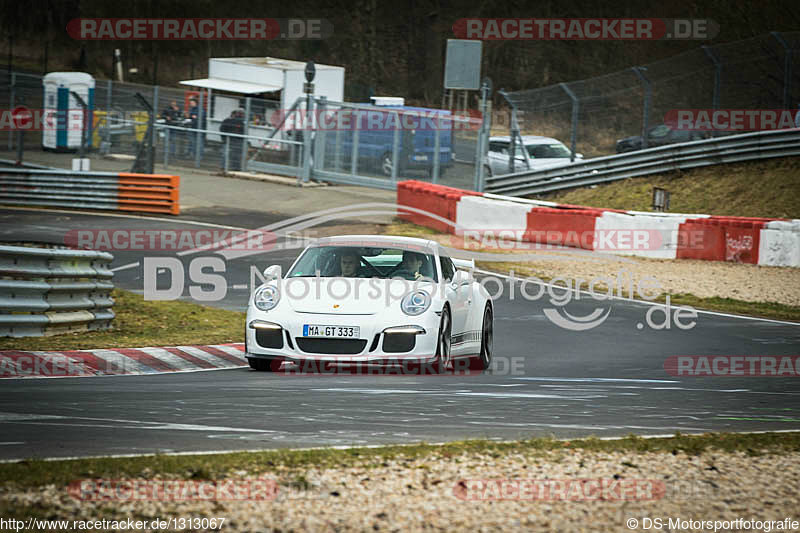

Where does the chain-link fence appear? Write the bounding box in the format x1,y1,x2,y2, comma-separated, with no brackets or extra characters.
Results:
0,69,489,190
312,98,483,190
0,70,307,176
502,31,800,159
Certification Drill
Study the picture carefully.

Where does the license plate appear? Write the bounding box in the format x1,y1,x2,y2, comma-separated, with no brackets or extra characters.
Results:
414,155,428,161
303,325,360,338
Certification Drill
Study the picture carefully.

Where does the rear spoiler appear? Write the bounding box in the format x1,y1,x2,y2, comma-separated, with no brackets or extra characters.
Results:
452,258,475,271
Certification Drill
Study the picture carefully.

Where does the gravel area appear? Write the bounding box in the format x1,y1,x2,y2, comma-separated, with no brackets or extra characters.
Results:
2,448,798,532
492,254,800,307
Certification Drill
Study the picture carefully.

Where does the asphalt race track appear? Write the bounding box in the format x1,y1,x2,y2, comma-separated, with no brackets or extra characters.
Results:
1,207,799,461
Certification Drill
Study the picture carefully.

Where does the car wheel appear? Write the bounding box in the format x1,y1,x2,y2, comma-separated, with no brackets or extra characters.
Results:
468,304,493,371
247,357,282,372
381,152,393,176
434,307,452,373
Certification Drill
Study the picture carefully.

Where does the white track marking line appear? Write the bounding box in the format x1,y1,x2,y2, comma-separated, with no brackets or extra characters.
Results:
0,366,244,381
0,206,247,230
513,377,680,383
111,262,140,272
475,267,800,325
4,205,254,272
2,429,798,464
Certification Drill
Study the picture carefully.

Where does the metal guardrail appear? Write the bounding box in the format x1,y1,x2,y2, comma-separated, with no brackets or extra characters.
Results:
0,245,115,337
485,129,800,196
0,168,180,214
0,158,58,170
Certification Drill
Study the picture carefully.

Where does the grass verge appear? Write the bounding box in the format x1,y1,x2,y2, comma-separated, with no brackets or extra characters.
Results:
0,289,245,351
544,157,800,219
1,432,799,489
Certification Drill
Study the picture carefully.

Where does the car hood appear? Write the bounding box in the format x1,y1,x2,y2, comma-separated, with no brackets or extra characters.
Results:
278,277,436,315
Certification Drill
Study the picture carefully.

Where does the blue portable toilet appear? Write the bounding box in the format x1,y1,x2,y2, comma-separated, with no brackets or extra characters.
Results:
42,72,95,151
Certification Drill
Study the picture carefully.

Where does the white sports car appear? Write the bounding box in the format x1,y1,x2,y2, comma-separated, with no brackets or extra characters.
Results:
245,235,493,373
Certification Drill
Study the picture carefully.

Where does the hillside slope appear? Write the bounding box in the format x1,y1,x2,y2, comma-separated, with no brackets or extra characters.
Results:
545,158,800,219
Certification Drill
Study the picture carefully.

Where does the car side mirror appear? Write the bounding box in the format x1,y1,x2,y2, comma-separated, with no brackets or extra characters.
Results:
263,264,282,280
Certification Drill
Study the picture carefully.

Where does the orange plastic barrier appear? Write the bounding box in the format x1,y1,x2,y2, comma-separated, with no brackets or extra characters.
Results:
117,173,180,215
397,180,480,234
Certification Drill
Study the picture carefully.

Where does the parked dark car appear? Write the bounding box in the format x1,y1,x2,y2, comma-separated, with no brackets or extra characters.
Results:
615,124,707,153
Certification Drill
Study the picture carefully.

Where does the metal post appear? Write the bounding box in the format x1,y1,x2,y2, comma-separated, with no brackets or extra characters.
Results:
702,46,721,137
432,123,441,184
70,91,88,159
632,67,651,149
314,96,327,175
391,111,400,183
482,98,492,191
559,82,579,162
301,93,314,183
499,89,527,173
152,85,159,160
473,78,491,191
194,90,204,167
300,60,316,183
7,72,15,150
164,127,169,167
16,131,23,163
350,110,360,175
333,108,342,171
153,85,159,114
224,135,230,173
104,80,112,151
241,96,251,171
771,32,792,109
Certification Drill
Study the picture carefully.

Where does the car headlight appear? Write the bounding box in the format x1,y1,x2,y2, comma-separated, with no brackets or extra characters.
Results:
254,285,280,311
401,290,431,316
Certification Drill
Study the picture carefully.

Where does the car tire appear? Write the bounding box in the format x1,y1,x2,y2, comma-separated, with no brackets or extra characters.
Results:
434,307,452,373
247,357,283,372
470,304,493,371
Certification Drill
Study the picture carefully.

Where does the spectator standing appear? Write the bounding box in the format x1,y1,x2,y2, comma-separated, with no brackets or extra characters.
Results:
186,98,199,156
220,109,245,171
160,100,183,155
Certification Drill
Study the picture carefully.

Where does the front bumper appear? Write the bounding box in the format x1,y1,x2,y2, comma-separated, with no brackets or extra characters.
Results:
245,311,441,364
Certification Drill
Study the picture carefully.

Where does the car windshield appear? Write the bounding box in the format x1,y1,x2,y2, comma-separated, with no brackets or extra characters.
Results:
525,143,572,158
287,245,438,281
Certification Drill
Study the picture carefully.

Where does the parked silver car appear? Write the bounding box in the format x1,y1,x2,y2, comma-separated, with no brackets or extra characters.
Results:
484,135,582,176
